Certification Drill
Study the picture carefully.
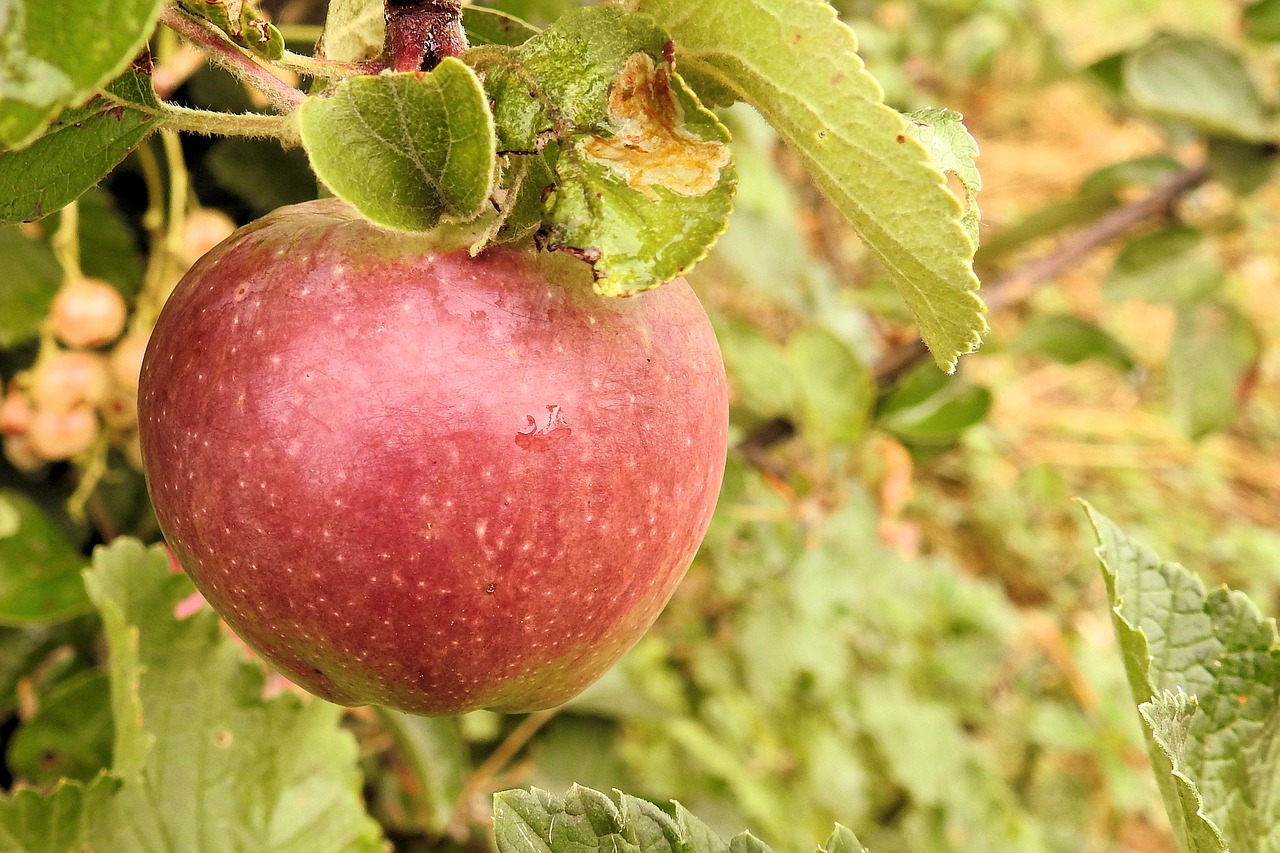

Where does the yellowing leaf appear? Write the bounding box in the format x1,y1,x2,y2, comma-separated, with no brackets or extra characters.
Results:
581,52,732,200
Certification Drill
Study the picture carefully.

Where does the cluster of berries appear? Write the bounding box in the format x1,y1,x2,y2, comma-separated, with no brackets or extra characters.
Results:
1,209,237,473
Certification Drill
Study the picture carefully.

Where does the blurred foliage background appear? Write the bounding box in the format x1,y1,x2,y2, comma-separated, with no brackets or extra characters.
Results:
2,0,1279,851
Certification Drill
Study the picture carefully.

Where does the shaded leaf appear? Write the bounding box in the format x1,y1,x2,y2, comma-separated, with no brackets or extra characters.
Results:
177,0,284,61
635,0,986,370
0,70,160,224
1012,314,1135,371
0,490,91,626
877,362,991,447
1168,300,1260,439
1124,35,1268,141
0,225,61,347
298,58,496,231
7,671,112,785
0,775,120,852
1104,227,1222,304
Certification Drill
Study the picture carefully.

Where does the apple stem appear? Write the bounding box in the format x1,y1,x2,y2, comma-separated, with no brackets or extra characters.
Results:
384,0,468,73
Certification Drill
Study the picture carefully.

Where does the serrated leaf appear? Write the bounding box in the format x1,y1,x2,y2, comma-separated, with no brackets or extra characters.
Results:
634,0,986,371
0,69,160,224
1084,504,1280,853
494,784,738,853
0,490,91,626
82,538,387,852
1168,300,1260,440
1124,35,1269,141
0,225,61,347
903,107,982,247
0,775,120,852
473,7,736,295
0,0,163,149
177,0,284,61
299,59,496,232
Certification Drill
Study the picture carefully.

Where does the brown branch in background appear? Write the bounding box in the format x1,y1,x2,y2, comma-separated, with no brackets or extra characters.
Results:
872,161,1212,386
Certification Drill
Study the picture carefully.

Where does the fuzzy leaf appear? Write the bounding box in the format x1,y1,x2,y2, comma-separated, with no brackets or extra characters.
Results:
1085,504,1280,853
0,69,160,224
633,0,986,371
298,59,496,232
0,0,163,149
81,538,387,852
318,0,383,62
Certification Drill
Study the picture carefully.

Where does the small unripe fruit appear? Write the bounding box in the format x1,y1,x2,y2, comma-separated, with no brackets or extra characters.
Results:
50,278,128,349
27,405,98,461
109,333,150,392
0,389,33,437
179,208,237,268
28,351,111,414
2,435,44,472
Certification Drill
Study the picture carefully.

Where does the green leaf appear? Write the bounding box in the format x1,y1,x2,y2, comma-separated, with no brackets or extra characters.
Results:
317,0,383,63
877,362,992,447
1011,314,1135,371
1103,227,1222,304
78,186,144,295
464,7,540,47
473,7,737,295
902,107,982,247
298,59,496,232
0,490,91,626
716,319,798,419
1168,300,1260,439
786,327,874,446
177,0,284,61
634,0,986,371
493,784,735,852
7,671,112,784
0,225,61,347
374,708,468,835
1084,504,1280,853
1123,35,1269,141
0,0,163,149
1245,0,1280,42
82,538,387,851
820,826,870,853
0,69,160,224
0,775,120,852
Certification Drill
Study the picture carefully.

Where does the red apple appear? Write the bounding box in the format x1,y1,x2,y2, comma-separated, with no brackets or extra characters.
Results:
138,198,729,716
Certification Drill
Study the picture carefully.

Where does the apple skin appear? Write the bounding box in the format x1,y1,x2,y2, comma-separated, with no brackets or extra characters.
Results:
138,198,728,716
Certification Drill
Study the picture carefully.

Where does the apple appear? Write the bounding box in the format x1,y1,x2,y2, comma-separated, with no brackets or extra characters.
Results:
138,198,729,716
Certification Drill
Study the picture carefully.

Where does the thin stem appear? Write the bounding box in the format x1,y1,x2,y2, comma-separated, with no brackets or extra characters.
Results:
158,103,297,142
276,48,368,81
160,5,307,112
445,708,557,837
51,201,83,282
